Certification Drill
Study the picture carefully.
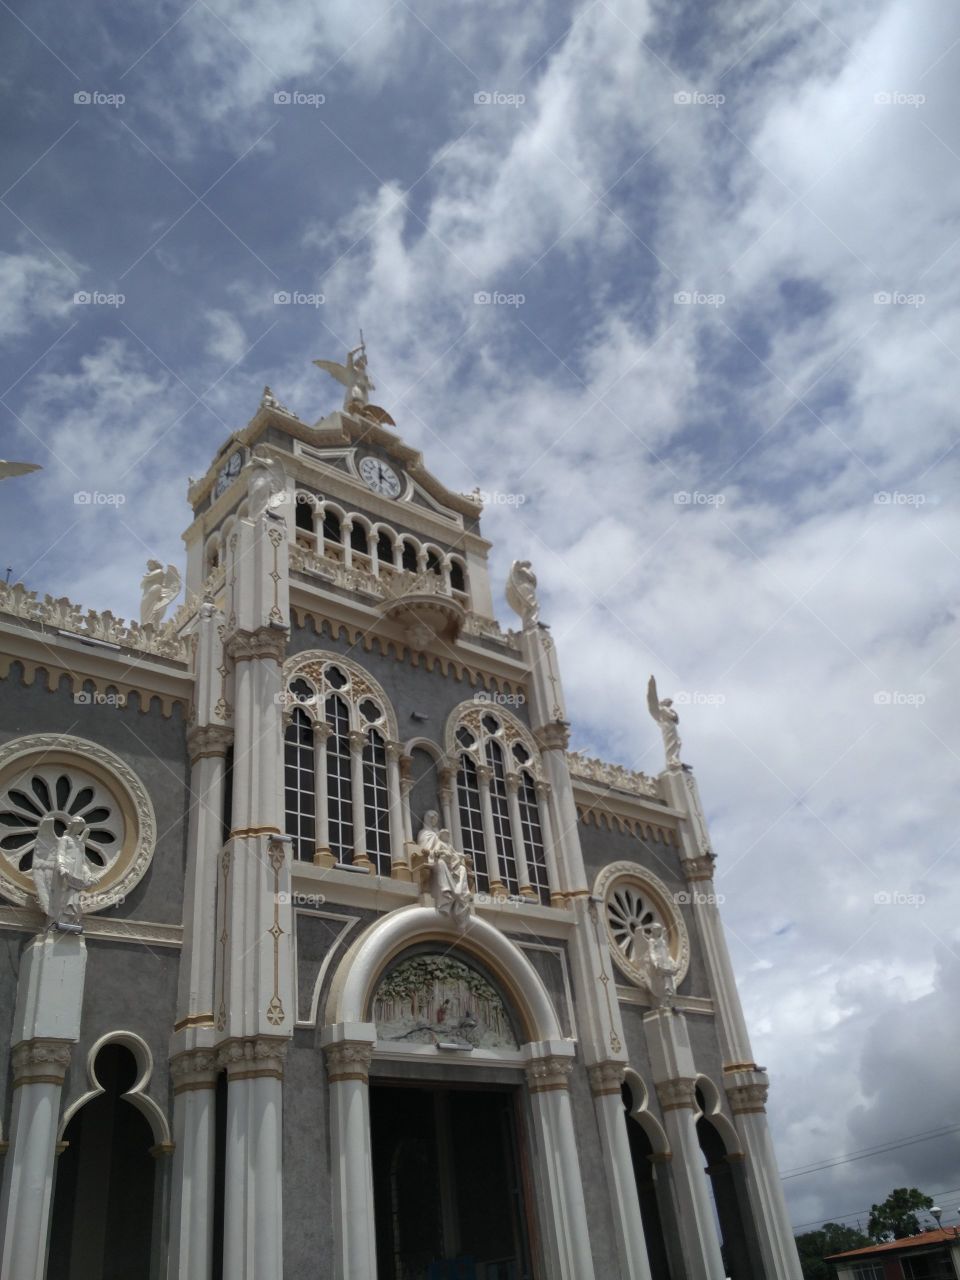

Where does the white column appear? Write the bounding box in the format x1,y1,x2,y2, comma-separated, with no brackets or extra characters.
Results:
439,766,463,855
349,729,372,869
220,1039,286,1280
728,1076,804,1280
313,721,334,867
524,1044,596,1280
0,932,86,1280
399,754,414,844
644,1008,725,1280
167,1051,218,1280
505,773,535,898
476,764,505,893
534,780,565,907
322,1025,377,1280
342,519,354,568
588,1064,654,1280
385,743,410,880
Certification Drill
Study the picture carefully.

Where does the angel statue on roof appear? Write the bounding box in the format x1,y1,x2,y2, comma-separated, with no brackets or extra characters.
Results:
140,561,181,628
313,341,374,410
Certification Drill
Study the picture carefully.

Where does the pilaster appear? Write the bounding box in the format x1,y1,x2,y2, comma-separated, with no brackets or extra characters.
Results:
322,1024,378,1280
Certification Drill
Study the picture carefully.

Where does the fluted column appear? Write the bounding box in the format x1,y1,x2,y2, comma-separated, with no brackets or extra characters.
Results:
322,1026,377,1280
167,1049,218,1280
349,729,372,870
313,720,334,867
589,1063,654,1280
476,764,505,894
386,743,410,880
505,773,536,898
524,1045,596,1280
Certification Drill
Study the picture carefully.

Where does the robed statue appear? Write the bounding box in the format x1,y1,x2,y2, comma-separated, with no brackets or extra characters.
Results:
140,561,181,627
32,815,98,932
417,810,472,927
505,559,540,629
246,452,288,519
646,674,682,768
639,922,680,1008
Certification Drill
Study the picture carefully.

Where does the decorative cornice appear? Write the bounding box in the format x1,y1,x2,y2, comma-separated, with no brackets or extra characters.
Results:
12,1038,73,1088
588,1060,626,1097
224,626,287,663
0,580,191,662
726,1081,769,1115
567,750,660,798
186,723,234,762
525,1055,575,1093
217,1037,288,1081
655,1077,698,1112
169,1049,219,1093
323,1040,375,1084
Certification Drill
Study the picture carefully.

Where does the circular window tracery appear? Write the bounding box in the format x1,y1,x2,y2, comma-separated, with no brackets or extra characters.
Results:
593,861,690,989
0,736,156,913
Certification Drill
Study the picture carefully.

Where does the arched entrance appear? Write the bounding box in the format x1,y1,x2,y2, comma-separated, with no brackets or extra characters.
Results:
47,1041,159,1279
621,1071,682,1280
694,1080,764,1280
322,905,596,1280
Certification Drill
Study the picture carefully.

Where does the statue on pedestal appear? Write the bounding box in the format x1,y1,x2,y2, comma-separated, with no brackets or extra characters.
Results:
416,810,472,927
139,561,181,627
32,815,98,932
246,452,288,520
505,559,540,629
646,674,682,768
639,922,680,1008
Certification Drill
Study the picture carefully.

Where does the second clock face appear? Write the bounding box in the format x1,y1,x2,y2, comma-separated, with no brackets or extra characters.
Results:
359,456,402,498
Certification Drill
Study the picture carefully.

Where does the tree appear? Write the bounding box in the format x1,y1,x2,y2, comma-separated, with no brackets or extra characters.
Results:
795,1222,871,1280
867,1187,934,1242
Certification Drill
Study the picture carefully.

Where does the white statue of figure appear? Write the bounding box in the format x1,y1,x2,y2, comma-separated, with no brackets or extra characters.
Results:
505,559,540,628
417,810,472,927
646,674,682,768
313,342,374,410
640,922,680,1008
246,452,287,519
32,815,98,932
140,560,181,627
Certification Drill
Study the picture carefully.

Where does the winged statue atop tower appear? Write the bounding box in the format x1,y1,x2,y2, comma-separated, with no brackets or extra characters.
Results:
140,561,181,627
313,341,374,410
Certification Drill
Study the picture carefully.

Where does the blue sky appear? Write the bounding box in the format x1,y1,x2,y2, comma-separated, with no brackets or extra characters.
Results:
4,0,960,1233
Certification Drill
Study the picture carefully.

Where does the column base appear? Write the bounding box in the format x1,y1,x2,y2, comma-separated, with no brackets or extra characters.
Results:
391,863,414,882
313,848,335,867
519,885,539,901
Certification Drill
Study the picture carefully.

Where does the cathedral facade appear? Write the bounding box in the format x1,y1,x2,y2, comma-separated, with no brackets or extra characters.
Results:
0,370,802,1280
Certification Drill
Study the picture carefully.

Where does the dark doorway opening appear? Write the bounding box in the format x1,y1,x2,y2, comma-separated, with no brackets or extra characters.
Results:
371,1083,533,1280
47,1043,156,1280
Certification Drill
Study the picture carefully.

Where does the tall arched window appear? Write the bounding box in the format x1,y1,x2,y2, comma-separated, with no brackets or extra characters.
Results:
457,752,488,893
284,705,316,861
323,509,342,544
448,706,552,902
350,522,369,555
401,539,418,572
486,740,519,895
281,654,401,874
518,770,549,905
326,693,354,861
449,558,466,593
376,530,394,566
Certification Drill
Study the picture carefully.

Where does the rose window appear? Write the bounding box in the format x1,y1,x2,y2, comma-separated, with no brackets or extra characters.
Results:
606,883,659,967
0,766,124,879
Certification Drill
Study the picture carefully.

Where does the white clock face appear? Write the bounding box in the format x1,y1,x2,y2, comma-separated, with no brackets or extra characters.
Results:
214,450,243,498
359,456,402,498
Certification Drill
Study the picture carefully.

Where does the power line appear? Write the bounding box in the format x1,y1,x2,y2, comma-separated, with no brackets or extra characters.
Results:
793,1189,960,1234
781,1123,960,1180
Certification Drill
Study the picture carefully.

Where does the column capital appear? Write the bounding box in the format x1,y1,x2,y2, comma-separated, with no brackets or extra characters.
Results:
504,772,521,795
533,720,571,751
476,763,492,784
312,719,333,742
11,1038,72,1089
682,853,717,883
438,764,456,790
525,1054,574,1093
726,1081,769,1114
655,1076,698,1111
186,723,234,762
169,1048,220,1093
323,1040,375,1084
588,1060,626,1097
348,729,368,753
399,754,415,783
534,777,553,800
224,626,286,663
217,1036,287,1081
385,740,403,763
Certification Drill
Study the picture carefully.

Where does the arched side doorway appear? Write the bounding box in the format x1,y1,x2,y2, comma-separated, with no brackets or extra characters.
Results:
694,1079,764,1280
322,905,596,1280
48,1035,170,1280
622,1070,684,1280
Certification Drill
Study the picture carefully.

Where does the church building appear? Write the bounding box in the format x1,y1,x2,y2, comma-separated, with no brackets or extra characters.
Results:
0,356,803,1279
